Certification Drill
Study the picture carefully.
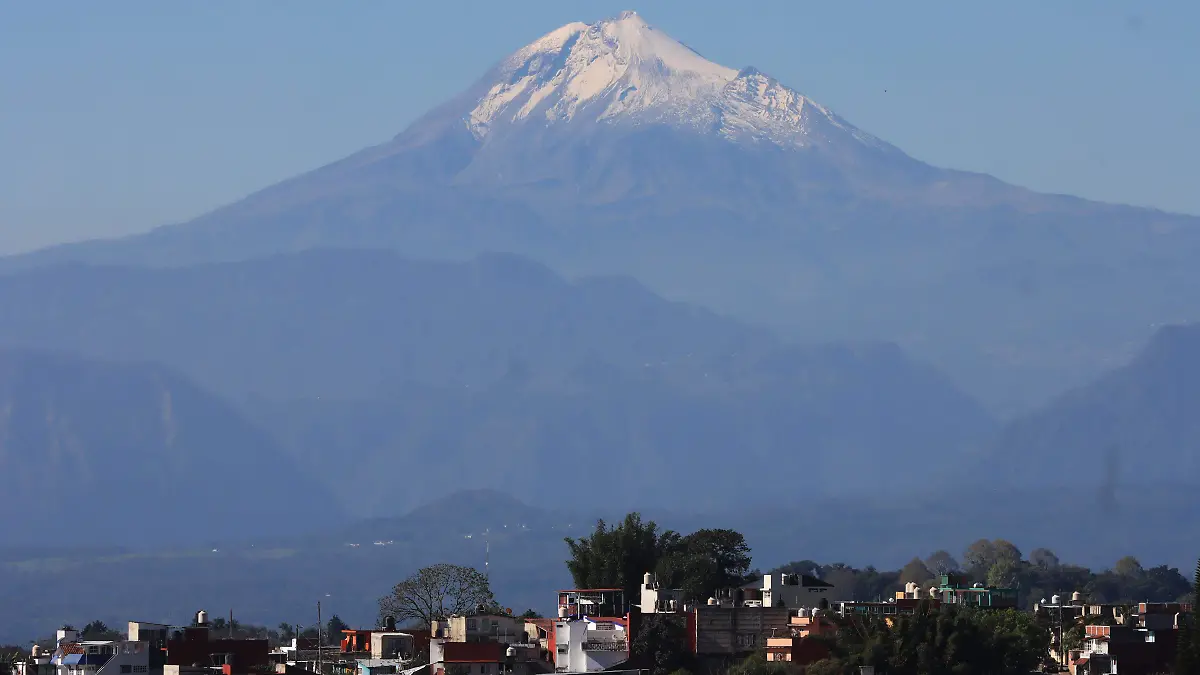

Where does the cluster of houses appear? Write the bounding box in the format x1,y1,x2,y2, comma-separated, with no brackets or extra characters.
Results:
7,572,1191,675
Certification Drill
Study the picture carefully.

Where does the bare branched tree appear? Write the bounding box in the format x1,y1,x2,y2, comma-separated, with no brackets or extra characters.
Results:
378,563,495,628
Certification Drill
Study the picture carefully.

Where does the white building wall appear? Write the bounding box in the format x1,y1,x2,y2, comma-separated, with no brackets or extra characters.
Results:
95,643,150,675
554,620,627,673
761,574,832,609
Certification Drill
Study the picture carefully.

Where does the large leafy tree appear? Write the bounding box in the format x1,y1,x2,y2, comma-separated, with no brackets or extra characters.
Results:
924,550,960,575
658,529,754,601
899,558,933,585
325,615,349,642
81,621,122,640
630,614,690,675
565,514,755,605
565,513,676,603
378,563,495,628
810,602,1048,675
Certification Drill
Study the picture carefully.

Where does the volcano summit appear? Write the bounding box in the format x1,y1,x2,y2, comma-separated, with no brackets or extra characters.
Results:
5,11,1199,412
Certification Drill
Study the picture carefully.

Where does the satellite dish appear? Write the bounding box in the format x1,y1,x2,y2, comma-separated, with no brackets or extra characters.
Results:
505,608,512,615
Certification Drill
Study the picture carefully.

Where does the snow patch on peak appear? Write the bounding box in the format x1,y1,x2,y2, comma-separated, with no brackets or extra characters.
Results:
468,13,737,138
466,13,887,153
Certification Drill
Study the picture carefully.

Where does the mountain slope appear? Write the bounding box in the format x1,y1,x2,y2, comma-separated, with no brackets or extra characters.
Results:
982,324,1200,486
248,340,994,515
4,12,1198,413
0,350,340,547
0,249,994,514
0,249,772,400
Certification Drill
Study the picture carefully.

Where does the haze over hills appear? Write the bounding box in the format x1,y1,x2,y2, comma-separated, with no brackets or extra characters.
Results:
0,350,340,547
247,338,994,516
4,483,1199,646
0,249,775,400
4,12,1198,413
0,249,994,517
982,323,1200,487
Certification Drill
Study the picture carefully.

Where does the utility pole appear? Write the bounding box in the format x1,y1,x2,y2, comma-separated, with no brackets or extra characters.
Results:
1056,593,1065,672
317,601,323,675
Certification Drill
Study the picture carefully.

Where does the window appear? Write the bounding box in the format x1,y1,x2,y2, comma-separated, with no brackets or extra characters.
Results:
120,666,132,674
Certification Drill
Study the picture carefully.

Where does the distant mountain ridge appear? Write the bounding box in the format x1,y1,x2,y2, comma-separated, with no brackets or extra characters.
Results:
0,249,994,516
0,349,339,547
982,323,1200,487
248,337,995,515
0,249,772,400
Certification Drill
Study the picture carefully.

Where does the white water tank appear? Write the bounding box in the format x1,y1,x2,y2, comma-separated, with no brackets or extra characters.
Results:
707,597,717,606
644,573,653,586
1072,591,1083,603
506,647,516,659
558,606,568,619
1051,595,1061,605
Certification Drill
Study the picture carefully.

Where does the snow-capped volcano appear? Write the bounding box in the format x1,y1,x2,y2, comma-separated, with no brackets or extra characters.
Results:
467,11,888,151
8,8,1198,420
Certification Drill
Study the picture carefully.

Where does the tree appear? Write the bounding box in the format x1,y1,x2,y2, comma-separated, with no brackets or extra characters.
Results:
962,539,1021,581
630,614,689,675
0,650,22,675
518,610,542,619
923,550,959,575
565,513,678,603
726,652,788,675
81,621,121,640
810,601,1048,675
326,615,349,642
1114,556,1144,578
899,558,932,585
378,563,495,628
1029,548,1060,569
992,540,1022,563
1176,558,1200,675
658,529,754,601
771,560,821,578
962,539,997,576
987,558,1019,588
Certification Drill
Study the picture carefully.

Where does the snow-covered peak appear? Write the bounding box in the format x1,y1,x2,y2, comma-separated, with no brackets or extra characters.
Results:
467,12,885,151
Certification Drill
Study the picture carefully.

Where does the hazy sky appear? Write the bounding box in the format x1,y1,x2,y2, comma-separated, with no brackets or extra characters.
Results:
2,1,1197,254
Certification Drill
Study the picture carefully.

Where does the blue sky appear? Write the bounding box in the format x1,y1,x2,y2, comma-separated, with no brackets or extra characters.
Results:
1,1,1197,254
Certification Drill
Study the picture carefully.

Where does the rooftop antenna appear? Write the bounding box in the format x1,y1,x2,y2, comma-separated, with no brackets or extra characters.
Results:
484,528,490,580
